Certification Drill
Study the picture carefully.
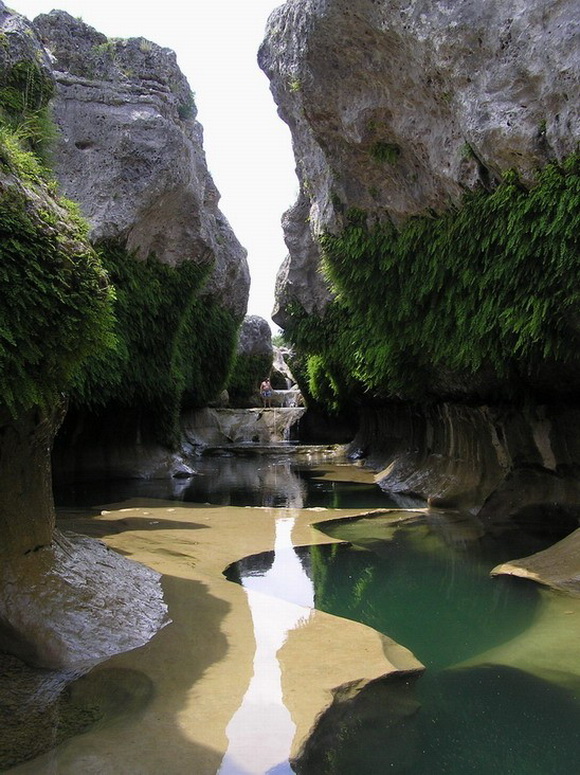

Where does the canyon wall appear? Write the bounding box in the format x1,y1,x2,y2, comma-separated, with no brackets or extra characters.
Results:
260,0,580,519
0,2,248,664
32,10,251,478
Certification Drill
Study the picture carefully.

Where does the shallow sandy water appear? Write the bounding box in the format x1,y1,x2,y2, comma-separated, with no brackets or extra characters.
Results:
8,500,421,774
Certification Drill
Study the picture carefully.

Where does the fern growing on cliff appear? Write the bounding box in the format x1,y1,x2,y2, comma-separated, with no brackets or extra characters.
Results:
0,61,57,164
0,184,114,416
71,240,239,445
284,155,580,408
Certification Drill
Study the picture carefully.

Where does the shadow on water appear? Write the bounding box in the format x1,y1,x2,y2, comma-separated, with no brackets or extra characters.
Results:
226,535,540,671
293,665,580,775
0,657,155,771
225,511,580,774
2,573,232,773
46,454,580,773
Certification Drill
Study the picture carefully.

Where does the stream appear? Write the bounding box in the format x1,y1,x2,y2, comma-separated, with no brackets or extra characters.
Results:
4,450,580,773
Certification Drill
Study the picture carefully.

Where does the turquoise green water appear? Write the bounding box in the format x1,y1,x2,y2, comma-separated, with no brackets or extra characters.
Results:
51,458,580,774
226,516,580,774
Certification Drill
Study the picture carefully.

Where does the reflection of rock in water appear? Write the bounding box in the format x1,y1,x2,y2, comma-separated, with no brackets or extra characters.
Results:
293,672,422,774
184,458,307,508
224,551,276,583
0,655,153,770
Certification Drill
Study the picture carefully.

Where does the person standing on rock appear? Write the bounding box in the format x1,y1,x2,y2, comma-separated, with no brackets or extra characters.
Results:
260,378,273,408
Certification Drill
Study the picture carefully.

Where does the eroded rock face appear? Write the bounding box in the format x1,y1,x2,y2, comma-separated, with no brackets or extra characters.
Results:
260,0,579,318
0,405,64,556
353,403,580,524
0,530,168,669
0,2,202,667
272,193,332,328
182,407,306,446
34,10,249,317
237,315,273,360
492,528,580,596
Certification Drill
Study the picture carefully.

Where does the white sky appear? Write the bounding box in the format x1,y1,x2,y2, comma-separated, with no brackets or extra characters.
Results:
13,0,297,331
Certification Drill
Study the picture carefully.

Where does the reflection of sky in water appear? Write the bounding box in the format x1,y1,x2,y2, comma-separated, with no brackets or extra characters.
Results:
218,516,313,775
226,524,580,774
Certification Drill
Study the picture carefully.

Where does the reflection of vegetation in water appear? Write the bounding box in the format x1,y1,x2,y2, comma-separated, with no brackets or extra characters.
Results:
227,515,580,774
306,536,539,670
295,665,580,775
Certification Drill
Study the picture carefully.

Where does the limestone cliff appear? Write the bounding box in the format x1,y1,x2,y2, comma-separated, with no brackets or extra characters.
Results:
35,10,249,318
0,1,248,667
260,0,578,323
260,0,580,523
19,10,252,477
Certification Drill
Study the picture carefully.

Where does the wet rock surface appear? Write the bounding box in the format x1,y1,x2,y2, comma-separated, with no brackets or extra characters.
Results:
0,655,153,771
0,531,168,670
351,403,580,520
182,407,307,446
492,527,580,596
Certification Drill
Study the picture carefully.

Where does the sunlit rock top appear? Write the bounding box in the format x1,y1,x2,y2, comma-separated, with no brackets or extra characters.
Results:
33,9,249,317
260,0,579,319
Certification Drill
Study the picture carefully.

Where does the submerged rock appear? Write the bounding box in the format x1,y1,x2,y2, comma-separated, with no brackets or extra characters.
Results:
0,655,154,771
492,528,580,596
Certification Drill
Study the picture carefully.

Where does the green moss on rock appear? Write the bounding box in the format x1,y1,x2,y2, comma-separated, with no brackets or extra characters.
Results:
0,60,56,164
0,176,114,417
72,240,239,445
226,352,272,405
284,155,580,409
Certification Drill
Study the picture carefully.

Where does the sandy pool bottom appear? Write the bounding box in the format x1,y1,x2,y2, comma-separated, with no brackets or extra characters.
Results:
8,499,422,775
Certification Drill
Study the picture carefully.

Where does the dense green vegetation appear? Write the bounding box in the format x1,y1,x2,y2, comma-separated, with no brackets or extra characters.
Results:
0,60,240,444
226,352,272,405
0,184,114,417
72,241,239,445
0,60,57,164
285,155,580,409
0,60,115,416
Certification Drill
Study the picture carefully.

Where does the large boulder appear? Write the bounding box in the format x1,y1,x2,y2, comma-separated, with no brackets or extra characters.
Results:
34,10,249,318
259,0,579,321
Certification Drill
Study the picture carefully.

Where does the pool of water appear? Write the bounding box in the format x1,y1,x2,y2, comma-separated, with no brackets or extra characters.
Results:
24,453,580,774
54,457,402,510
225,509,580,774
